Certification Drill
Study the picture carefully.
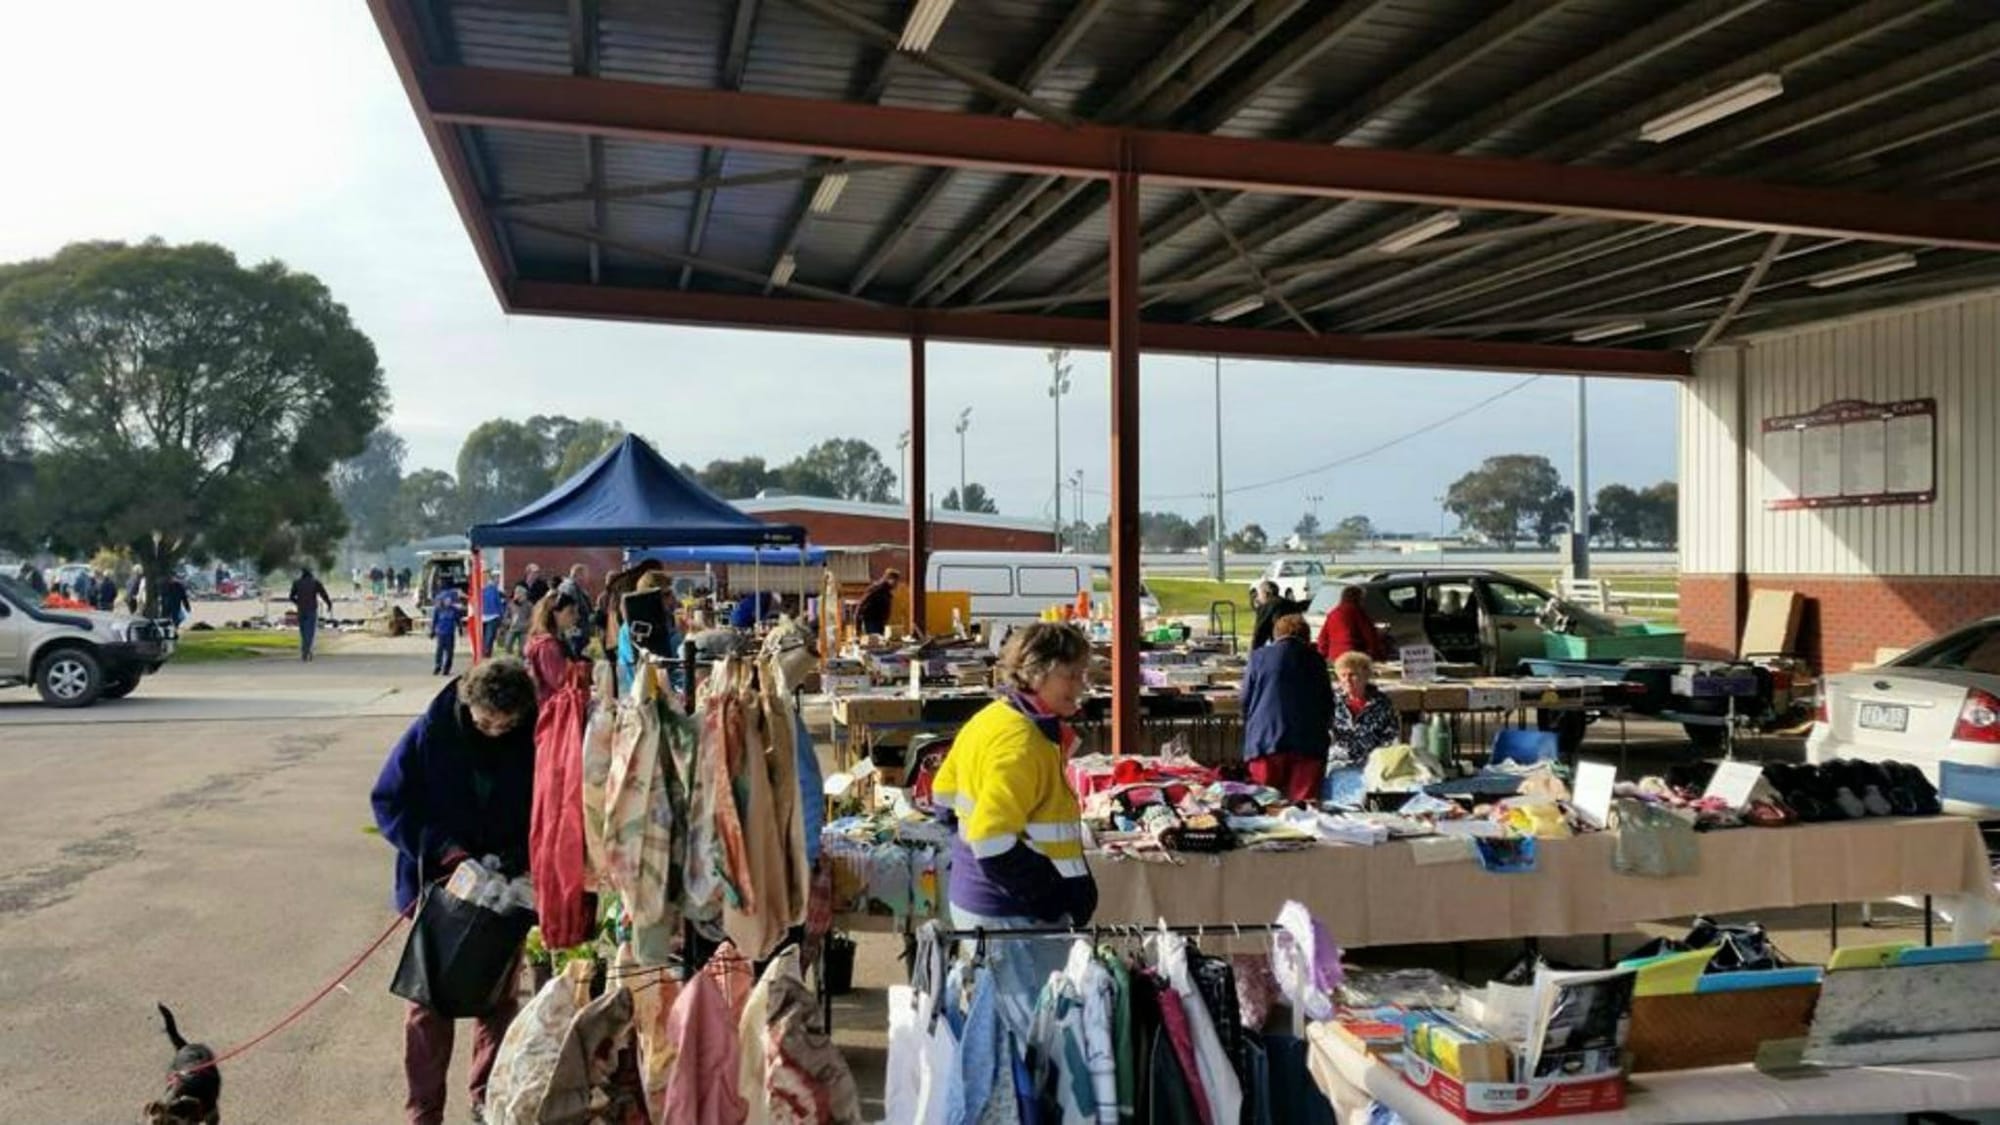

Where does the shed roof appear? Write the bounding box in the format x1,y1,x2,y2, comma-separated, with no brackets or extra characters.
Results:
373,0,2000,378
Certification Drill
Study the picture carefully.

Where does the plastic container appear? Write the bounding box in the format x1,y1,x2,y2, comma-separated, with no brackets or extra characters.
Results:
1543,624,1686,660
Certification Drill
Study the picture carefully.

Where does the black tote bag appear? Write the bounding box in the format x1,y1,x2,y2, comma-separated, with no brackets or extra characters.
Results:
389,883,534,1018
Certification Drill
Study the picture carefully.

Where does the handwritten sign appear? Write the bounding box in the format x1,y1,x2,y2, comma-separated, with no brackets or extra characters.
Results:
1400,644,1440,684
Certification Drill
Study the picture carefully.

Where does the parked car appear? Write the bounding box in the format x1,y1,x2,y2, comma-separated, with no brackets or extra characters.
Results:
0,572,173,706
1808,615,2000,814
1303,568,1564,675
1248,557,1328,602
417,550,471,610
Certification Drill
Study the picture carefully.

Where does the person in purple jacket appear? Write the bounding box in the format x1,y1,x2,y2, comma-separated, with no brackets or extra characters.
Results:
429,580,466,676
370,656,538,1125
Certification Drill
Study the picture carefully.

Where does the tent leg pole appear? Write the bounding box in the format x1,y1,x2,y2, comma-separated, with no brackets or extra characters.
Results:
1108,164,1142,757
909,332,928,637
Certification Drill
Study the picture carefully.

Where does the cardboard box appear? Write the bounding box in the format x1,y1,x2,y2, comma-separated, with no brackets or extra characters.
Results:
1463,685,1519,711
1423,684,1473,712
1741,589,1804,658
1395,1055,1626,1122
835,694,923,726
1381,684,1428,713
822,674,873,697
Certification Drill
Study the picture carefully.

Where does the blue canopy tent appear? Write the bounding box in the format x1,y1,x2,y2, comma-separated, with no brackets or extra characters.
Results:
465,435,806,655
627,546,829,566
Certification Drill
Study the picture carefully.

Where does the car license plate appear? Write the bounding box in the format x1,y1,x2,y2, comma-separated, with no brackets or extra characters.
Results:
1858,703,1909,732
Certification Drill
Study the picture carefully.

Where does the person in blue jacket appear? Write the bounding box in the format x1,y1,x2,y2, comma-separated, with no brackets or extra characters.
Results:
370,656,538,1125
478,573,506,657
430,581,466,676
1239,612,1338,802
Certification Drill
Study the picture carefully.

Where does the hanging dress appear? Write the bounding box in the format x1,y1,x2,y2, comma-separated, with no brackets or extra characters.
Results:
530,659,594,949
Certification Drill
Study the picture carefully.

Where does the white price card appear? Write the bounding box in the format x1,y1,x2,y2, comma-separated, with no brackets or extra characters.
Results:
1573,760,1617,829
1703,759,1764,810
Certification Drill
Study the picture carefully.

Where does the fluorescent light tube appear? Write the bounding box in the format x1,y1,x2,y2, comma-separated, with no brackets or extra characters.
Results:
771,254,798,288
1372,211,1461,255
1806,253,1917,289
1572,320,1647,342
1641,73,1783,143
1210,295,1266,322
898,0,955,52
809,172,848,215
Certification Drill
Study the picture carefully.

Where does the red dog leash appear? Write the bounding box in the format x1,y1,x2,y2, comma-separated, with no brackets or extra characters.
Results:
167,902,415,1087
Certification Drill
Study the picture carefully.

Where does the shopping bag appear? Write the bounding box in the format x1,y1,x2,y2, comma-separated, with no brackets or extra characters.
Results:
390,883,534,1018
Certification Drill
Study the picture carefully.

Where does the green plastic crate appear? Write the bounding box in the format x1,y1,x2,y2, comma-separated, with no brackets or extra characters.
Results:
1544,625,1686,660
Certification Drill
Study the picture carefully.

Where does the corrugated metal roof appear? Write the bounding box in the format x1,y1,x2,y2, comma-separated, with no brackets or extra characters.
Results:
404,0,2000,353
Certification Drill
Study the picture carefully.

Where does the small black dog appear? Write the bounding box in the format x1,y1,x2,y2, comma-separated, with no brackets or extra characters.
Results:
142,1003,221,1125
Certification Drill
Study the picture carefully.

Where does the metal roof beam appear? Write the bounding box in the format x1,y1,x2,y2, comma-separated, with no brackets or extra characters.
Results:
679,0,761,287
418,65,2000,250
932,0,1352,304
1066,0,1771,315
1287,0,1970,328
567,0,603,283
497,160,889,209
843,0,1115,296
910,0,1288,305
505,279,1690,379
1693,234,1788,350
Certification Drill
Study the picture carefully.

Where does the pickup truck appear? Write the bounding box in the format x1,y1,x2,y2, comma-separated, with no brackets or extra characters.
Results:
0,572,174,707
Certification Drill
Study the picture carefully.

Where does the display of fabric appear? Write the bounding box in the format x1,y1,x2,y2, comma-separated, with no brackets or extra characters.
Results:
703,655,811,960
738,948,864,1124
658,970,748,1125
581,663,617,885
538,985,646,1125
603,669,674,963
531,659,595,949
1150,931,1242,1125
485,961,594,1125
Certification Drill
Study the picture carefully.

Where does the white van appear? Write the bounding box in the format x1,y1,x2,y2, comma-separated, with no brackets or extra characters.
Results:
925,552,1160,630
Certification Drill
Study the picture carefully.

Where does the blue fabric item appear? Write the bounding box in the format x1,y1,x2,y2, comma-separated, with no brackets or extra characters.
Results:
480,583,506,618
794,711,824,868
1239,637,1336,762
950,904,1071,1044
954,965,1004,1125
1323,766,1367,809
369,681,535,912
298,613,318,658
433,630,457,675
1012,1034,1044,1125
468,434,804,548
730,592,780,629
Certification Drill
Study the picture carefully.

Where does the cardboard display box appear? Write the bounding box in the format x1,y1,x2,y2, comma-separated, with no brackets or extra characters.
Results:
1627,985,1820,1072
1395,1055,1625,1122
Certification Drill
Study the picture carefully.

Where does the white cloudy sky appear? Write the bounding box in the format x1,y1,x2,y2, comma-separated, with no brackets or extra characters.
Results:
0,1,1677,534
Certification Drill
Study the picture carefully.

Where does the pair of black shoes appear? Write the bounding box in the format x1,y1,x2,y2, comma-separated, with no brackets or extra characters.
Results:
1763,760,1941,821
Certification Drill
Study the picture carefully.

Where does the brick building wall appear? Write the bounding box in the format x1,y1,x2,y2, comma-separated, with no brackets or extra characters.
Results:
1681,574,2000,673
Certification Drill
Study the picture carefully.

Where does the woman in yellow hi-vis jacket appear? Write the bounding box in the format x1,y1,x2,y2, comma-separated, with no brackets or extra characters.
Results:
931,622,1098,1033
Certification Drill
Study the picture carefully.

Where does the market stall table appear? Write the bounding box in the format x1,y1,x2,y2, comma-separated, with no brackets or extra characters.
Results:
1089,816,1998,948
1306,1021,2000,1125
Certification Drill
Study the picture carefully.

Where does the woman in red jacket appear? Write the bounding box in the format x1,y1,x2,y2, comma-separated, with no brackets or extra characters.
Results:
1316,586,1391,662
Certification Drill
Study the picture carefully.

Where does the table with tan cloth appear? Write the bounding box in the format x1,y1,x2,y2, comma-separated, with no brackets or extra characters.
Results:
1305,1022,2000,1125
1088,816,1997,948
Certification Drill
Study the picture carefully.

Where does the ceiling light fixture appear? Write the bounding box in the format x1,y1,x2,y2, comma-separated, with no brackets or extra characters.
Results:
771,254,798,288
1210,295,1266,322
898,0,955,53
1640,73,1784,143
808,172,848,215
1572,320,1647,343
1806,252,1917,289
1372,211,1461,255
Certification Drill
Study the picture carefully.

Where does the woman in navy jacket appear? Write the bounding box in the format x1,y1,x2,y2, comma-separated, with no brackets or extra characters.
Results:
1239,613,1337,802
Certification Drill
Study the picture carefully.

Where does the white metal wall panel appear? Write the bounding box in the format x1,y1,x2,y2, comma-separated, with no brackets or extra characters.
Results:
1686,291,2000,578
1678,349,1743,575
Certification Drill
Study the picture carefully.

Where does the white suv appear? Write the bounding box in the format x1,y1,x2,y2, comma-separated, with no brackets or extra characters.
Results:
0,572,173,707
1248,558,1327,602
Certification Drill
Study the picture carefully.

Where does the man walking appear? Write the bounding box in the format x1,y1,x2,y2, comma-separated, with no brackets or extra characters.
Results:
289,567,335,661
478,572,505,659
431,580,466,676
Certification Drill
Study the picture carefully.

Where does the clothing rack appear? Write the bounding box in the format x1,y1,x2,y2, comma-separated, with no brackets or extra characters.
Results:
934,922,1285,942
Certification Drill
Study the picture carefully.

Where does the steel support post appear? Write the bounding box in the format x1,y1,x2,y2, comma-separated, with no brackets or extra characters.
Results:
1109,167,1142,756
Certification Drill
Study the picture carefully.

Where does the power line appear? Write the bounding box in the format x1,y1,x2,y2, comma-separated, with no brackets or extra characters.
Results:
1083,375,1545,503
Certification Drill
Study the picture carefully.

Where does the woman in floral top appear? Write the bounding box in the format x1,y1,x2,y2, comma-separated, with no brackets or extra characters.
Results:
1330,651,1401,768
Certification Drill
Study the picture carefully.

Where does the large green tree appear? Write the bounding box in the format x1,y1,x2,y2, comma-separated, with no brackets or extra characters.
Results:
0,240,385,597
456,419,552,524
332,427,408,552
396,468,462,539
551,418,625,481
1443,454,1567,550
941,483,999,514
788,437,896,503
696,456,774,499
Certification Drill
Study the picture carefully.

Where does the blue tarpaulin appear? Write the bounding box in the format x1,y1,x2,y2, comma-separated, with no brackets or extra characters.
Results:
468,435,805,549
